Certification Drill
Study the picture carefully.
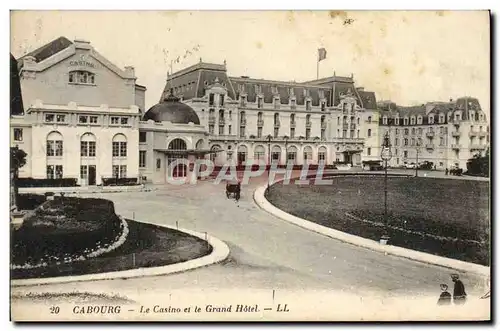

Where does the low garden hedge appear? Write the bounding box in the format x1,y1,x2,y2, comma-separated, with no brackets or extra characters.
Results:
16,194,46,211
11,197,122,266
101,177,139,186
17,178,78,188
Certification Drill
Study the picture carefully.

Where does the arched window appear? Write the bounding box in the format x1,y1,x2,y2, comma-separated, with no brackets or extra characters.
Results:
210,144,221,163
318,146,327,164
303,146,313,164
258,112,263,121
46,131,63,157
287,146,298,165
167,139,187,177
112,134,127,178
69,70,95,84
46,131,64,179
274,113,280,124
254,145,265,161
237,145,248,165
112,134,127,157
290,113,295,124
168,138,187,150
80,133,96,157
195,139,205,150
271,145,282,164
367,129,372,137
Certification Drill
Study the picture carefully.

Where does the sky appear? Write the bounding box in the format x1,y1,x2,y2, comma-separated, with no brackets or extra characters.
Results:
10,10,490,115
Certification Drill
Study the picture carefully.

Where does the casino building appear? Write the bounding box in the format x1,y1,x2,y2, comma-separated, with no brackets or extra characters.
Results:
11,37,489,186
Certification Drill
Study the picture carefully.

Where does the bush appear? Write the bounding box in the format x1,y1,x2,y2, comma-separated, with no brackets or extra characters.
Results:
16,194,46,210
11,197,122,265
17,178,78,188
102,177,139,186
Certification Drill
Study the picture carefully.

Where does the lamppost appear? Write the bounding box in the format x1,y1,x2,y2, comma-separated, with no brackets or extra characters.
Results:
267,134,272,188
415,141,421,177
380,131,393,229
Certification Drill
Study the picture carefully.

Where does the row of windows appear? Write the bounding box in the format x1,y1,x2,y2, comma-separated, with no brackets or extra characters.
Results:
44,114,130,126
239,95,326,111
381,112,485,125
69,71,95,85
237,84,326,99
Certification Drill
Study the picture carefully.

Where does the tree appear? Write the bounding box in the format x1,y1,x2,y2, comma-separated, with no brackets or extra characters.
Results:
10,146,27,210
466,148,489,177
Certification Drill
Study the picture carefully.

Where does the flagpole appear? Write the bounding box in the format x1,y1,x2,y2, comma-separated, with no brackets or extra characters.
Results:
316,55,319,80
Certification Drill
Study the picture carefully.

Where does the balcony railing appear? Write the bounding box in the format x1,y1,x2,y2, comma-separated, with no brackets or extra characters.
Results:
452,119,461,125
470,144,486,150
451,144,461,150
290,122,296,128
257,119,264,126
350,123,356,130
274,121,281,127
219,118,225,125
342,123,349,130
208,117,216,125
212,135,238,141
469,131,478,137
426,131,435,138
451,131,460,137
306,122,312,128
331,137,364,144
478,131,487,138
425,143,435,150
321,122,327,129
240,119,247,126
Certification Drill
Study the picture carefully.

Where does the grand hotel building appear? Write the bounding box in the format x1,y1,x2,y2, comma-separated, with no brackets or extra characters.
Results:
10,37,489,185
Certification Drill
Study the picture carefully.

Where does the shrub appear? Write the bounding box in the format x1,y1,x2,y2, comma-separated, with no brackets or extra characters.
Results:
17,178,78,188
11,197,122,265
16,194,46,211
102,177,139,186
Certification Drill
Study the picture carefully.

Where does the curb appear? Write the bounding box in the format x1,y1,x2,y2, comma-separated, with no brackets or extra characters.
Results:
253,182,490,277
10,219,230,287
19,187,157,195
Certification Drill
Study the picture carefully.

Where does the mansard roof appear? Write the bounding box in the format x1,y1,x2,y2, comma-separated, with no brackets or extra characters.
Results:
17,36,73,69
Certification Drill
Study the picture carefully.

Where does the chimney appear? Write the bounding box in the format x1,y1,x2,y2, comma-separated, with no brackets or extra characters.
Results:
23,55,36,67
449,98,453,102
124,66,135,77
74,39,91,50
356,87,364,92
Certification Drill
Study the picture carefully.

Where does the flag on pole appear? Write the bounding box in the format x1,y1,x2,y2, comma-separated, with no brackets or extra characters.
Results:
318,48,327,62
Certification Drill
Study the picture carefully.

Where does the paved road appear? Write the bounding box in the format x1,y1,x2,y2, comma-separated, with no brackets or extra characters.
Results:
12,170,489,307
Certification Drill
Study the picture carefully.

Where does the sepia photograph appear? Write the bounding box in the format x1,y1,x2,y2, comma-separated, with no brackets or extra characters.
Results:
8,9,491,322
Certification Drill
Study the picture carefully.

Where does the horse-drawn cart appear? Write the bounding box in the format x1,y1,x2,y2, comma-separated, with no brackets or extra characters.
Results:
226,180,241,201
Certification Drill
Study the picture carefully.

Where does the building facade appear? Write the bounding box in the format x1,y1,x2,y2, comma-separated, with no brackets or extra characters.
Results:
11,37,144,185
11,38,490,186
162,61,382,168
377,98,490,169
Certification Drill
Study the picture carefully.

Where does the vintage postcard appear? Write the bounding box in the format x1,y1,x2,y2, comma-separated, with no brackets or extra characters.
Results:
9,10,491,322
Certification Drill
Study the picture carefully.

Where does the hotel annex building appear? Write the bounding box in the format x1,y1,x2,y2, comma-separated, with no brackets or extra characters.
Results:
11,37,490,185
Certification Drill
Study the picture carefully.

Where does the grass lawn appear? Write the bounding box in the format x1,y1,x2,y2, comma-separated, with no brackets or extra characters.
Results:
11,220,212,279
266,176,490,266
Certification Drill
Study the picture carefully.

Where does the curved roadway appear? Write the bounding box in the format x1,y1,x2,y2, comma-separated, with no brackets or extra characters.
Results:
12,170,489,308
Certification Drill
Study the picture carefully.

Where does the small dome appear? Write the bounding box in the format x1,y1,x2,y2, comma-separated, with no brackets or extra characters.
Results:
143,89,200,124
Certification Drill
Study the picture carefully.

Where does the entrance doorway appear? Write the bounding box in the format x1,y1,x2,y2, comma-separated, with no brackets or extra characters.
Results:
88,165,96,185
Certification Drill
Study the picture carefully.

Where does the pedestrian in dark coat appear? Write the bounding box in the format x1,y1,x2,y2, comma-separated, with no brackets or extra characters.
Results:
437,284,452,306
445,168,449,175
451,274,467,305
